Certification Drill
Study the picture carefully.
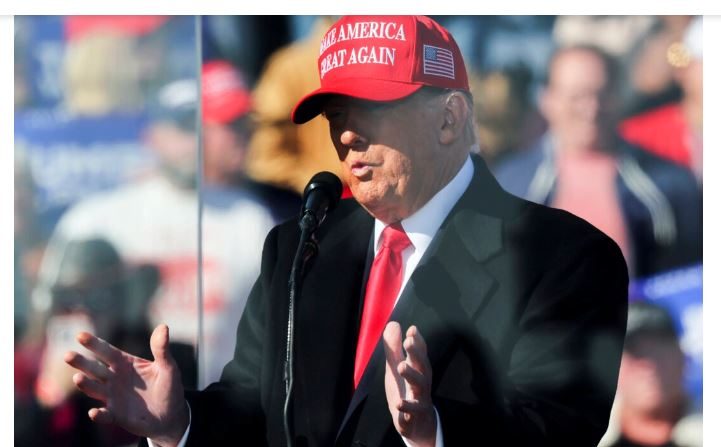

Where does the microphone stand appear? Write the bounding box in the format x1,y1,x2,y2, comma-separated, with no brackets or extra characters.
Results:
282,171,340,447
283,213,319,447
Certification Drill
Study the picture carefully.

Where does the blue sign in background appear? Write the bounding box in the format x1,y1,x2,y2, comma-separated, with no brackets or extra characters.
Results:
15,109,153,232
16,16,65,109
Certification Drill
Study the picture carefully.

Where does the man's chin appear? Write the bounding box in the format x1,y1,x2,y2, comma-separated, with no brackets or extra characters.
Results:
354,192,389,220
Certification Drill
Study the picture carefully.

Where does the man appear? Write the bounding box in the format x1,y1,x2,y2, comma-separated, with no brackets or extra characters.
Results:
600,301,701,447
203,58,302,223
245,17,349,197
66,16,628,447
620,17,703,182
493,45,701,279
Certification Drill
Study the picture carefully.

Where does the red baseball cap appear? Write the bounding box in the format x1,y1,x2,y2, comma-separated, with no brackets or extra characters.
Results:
202,60,253,125
65,16,169,41
291,15,469,124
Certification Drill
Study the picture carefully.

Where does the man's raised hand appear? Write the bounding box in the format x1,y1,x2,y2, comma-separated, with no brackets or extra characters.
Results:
64,324,189,447
383,322,437,447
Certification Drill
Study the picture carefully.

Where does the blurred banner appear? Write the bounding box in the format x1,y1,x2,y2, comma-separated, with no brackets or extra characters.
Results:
15,110,152,232
20,16,65,108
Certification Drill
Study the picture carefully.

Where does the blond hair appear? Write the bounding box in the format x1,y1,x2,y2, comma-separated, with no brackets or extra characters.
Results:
63,31,143,115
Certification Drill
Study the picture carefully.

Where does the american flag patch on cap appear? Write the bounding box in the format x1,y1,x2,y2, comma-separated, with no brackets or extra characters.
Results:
423,45,455,79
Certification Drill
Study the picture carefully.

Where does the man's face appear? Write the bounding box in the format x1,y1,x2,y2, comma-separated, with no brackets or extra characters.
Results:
542,50,613,152
146,121,198,188
322,92,446,223
618,335,686,418
203,121,248,186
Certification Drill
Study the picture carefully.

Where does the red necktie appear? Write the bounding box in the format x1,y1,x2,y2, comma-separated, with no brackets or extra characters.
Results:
354,223,412,388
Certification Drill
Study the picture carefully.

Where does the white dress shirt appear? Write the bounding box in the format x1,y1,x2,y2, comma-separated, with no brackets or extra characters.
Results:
375,155,473,447
151,155,474,447
373,154,474,303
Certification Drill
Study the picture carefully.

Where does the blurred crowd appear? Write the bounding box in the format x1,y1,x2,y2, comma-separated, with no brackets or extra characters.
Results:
14,16,703,447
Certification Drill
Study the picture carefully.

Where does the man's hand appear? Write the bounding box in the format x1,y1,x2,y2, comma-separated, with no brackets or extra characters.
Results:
64,324,189,447
383,322,437,447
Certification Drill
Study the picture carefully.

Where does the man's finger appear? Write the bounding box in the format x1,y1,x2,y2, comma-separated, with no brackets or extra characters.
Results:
76,332,122,368
73,372,108,402
150,324,173,366
405,326,428,352
397,398,432,415
403,326,430,374
65,351,112,382
383,322,404,365
88,407,115,425
383,321,406,398
397,361,427,399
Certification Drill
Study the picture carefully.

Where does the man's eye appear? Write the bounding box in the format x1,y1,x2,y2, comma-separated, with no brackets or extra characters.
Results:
324,110,346,126
365,101,394,113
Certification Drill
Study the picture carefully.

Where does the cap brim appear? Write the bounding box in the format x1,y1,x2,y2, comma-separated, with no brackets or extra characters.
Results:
291,78,424,124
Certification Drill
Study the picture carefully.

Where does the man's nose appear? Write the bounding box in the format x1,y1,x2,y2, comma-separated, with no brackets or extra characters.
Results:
339,124,368,149
578,95,602,121
340,129,366,149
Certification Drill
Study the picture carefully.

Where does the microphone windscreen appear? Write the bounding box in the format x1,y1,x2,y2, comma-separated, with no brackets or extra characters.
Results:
303,171,343,211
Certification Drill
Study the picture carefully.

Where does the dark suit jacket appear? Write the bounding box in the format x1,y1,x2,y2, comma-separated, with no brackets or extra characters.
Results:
182,155,629,446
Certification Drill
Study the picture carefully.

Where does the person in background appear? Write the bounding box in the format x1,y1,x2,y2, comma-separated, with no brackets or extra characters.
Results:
18,238,159,447
620,17,702,182
624,16,693,116
469,66,546,166
14,149,54,446
244,17,354,198
551,16,693,117
62,28,144,117
599,301,702,447
63,16,195,103
493,45,701,278
202,59,300,222
14,150,48,342
201,59,254,188
435,16,555,165
36,66,275,389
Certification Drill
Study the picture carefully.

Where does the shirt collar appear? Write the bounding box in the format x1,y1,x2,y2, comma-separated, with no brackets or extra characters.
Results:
373,155,474,254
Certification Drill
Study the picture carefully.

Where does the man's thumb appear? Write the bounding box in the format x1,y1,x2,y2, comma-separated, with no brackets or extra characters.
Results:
150,324,172,365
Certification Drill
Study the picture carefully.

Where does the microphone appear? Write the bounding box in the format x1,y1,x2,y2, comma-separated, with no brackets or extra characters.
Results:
284,171,342,447
299,171,342,233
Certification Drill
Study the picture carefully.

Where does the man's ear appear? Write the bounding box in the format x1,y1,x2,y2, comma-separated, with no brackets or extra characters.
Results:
439,93,469,145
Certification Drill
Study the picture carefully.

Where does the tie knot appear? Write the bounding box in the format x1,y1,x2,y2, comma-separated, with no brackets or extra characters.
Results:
380,223,412,252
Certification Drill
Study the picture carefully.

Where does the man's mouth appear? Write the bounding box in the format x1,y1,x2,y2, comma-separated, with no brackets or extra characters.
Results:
350,162,373,177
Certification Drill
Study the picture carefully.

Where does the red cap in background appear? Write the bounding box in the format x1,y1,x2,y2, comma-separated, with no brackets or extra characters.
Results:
65,16,169,41
202,60,253,125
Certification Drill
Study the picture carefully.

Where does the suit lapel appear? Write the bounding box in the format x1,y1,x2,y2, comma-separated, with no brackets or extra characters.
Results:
336,156,507,443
